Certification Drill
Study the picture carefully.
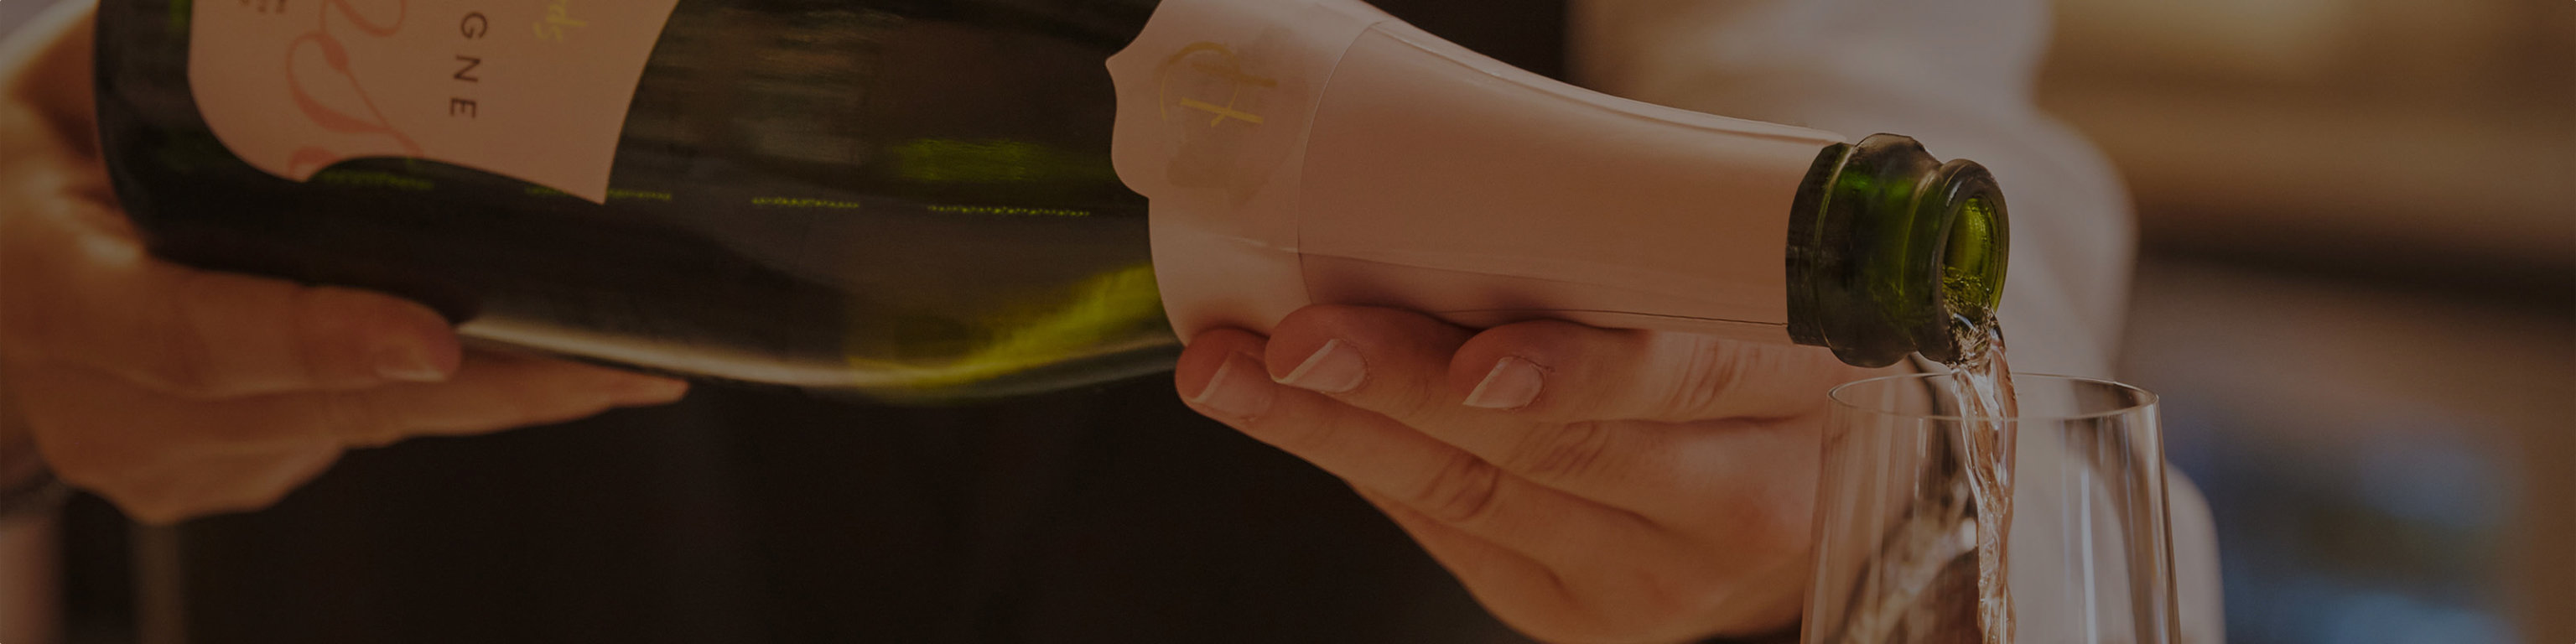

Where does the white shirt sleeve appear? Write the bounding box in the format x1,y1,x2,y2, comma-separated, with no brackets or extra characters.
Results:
1570,3,2224,641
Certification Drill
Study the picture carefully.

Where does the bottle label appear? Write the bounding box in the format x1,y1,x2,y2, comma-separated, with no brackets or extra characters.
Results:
189,0,683,202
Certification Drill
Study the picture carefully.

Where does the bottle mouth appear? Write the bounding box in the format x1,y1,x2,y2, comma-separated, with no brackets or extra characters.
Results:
1784,135,2010,367
1910,159,2008,363
1933,164,2007,328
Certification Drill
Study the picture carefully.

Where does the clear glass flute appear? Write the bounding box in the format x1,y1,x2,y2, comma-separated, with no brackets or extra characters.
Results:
1804,373,2179,644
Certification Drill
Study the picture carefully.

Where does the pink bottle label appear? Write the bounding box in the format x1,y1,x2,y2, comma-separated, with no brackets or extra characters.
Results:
190,0,682,203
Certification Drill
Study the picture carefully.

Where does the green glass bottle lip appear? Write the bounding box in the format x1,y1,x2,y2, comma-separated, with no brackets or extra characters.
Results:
1785,135,2009,367
1916,158,2008,361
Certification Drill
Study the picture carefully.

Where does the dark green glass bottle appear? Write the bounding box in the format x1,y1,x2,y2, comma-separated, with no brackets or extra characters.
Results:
93,0,2005,401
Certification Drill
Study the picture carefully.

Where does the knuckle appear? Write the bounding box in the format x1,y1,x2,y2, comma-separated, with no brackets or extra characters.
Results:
1415,452,1504,525
1665,336,1739,417
1381,375,1452,423
1244,403,1341,452
1508,420,1617,482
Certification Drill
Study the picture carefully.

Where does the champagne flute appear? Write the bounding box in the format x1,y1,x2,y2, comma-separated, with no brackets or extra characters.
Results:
1805,373,2180,644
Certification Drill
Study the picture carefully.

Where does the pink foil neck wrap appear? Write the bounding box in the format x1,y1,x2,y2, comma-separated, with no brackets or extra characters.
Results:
1112,0,1848,345
1106,0,1394,342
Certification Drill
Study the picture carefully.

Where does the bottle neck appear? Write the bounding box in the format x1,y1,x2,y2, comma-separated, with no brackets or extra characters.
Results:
1786,134,2009,367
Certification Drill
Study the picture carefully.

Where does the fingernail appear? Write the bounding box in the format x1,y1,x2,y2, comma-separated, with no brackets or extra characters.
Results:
1463,356,1545,409
1275,339,1365,393
613,377,691,405
1189,353,1275,419
371,341,449,382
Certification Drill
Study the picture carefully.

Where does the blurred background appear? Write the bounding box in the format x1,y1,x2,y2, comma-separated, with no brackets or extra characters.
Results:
3,0,2570,642
2038,0,2574,642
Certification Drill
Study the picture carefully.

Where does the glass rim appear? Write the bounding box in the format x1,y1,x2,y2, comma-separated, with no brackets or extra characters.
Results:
1826,371,2158,422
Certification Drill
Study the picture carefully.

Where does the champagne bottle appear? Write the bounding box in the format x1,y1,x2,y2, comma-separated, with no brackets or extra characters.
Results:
92,0,2006,401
